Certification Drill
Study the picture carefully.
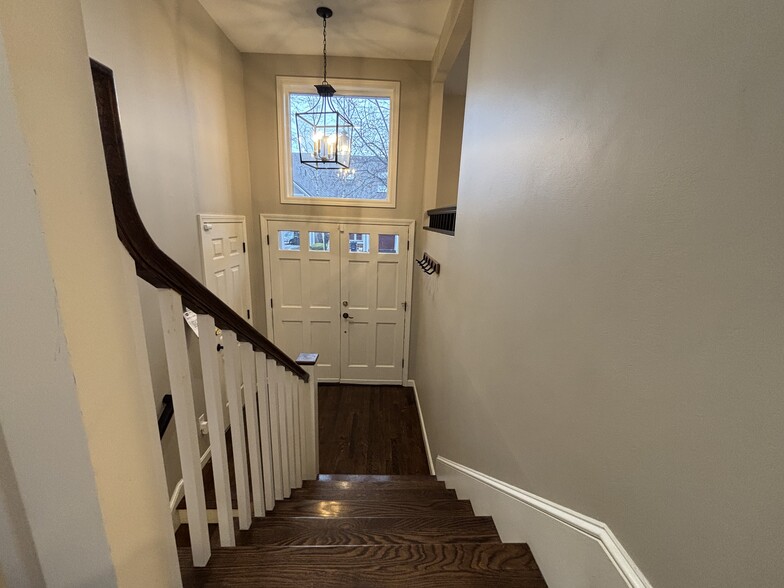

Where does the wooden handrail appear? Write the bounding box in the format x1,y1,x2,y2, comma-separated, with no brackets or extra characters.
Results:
89,59,308,382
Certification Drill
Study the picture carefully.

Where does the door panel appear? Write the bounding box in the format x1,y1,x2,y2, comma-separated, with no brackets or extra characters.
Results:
269,221,341,380
340,224,408,382
200,220,250,320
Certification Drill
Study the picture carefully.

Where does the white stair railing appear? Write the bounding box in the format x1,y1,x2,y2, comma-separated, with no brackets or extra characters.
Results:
90,59,320,569
158,292,320,563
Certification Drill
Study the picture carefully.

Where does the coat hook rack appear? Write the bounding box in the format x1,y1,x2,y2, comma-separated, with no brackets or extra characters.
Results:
416,252,440,275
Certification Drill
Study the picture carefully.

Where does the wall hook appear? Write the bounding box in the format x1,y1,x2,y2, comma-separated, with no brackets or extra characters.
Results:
416,252,440,275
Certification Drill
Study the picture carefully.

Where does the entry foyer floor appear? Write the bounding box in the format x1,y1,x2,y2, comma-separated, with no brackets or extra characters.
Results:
318,384,430,476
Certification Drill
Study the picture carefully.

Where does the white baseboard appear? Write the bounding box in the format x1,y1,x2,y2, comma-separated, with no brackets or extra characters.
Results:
436,456,651,588
407,379,434,475
169,447,212,529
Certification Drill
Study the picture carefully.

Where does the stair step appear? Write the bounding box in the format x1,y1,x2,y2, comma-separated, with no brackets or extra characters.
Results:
317,474,437,482
303,479,447,490
232,516,501,546
178,543,547,587
268,499,473,518
291,486,457,500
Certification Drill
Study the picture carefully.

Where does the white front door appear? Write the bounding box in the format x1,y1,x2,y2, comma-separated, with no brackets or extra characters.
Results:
267,221,341,380
199,216,252,321
264,218,411,383
340,224,409,383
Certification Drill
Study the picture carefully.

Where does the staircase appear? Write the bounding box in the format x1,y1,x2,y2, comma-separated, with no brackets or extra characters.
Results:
92,63,548,586
177,473,548,586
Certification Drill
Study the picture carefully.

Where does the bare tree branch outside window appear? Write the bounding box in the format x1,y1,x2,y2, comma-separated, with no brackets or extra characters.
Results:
290,93,391,200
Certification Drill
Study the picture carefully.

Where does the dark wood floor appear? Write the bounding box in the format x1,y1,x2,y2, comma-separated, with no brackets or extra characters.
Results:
319,384,430,476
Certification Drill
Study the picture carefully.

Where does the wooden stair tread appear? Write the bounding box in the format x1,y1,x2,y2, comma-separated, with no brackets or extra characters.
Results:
316,474,437,482
303,479,447,490
291,487,457,500
179,543,548,587
267,499,474,518
176,516,500,548
237,516,501,546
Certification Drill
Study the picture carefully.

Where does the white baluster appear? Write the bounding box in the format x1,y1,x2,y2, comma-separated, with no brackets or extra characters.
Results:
292,372,303,488
196,314,234,547
222,331,251,530
240,343,265,517
157,290,210,567
255,354,275,511
277,365,292,498
266,358,284,501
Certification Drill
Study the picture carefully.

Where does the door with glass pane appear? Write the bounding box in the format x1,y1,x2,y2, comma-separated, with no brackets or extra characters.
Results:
340,225,409,383
268,221,341,380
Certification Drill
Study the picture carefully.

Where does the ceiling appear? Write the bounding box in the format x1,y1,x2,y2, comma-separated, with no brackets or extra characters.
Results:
197,0,452,61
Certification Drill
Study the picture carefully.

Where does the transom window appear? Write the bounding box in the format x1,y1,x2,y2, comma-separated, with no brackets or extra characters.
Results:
277,77,400,208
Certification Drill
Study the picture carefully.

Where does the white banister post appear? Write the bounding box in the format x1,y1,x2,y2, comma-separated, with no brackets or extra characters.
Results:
222,331,251,530
284,372,296,491
296,354,319,480
291,372,303,488
196,314,234,547
256,354,275,511
298,378,310,479
266,358,284,501
240,343,265,517
276,365,292,498
157,290,210,567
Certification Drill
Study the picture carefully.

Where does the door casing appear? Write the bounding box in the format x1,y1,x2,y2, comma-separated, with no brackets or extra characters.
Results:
260,214,416,384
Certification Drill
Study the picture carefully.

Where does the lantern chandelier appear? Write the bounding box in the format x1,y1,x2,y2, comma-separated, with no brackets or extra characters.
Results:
295,6,354,170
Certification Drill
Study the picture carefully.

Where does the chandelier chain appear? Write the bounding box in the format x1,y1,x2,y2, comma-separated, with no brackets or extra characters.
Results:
322,14,328,83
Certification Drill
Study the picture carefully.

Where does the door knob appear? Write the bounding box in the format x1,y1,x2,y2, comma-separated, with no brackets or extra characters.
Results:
342,312,354,319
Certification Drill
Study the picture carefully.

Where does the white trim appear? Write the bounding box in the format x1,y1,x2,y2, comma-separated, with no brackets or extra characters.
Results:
436,456,652,588
401,221,415,383
408,379,434,474
259,216,274,338
339,378,403,385
276,76,400,208
169,447,212,529
262,213,414,226
197,213,254,323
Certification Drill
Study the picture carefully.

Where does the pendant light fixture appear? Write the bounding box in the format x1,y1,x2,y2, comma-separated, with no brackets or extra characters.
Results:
295,6,354,170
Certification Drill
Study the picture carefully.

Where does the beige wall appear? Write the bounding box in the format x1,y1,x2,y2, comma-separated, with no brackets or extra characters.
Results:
410,0,784,586
80,0,254,494
243,53,430,330
435,93,465,208
0,0,181,584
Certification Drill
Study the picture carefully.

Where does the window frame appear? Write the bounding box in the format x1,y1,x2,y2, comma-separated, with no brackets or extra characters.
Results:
276,76,401,209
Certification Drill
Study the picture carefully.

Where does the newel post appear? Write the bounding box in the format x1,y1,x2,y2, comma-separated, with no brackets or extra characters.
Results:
296,353,319,480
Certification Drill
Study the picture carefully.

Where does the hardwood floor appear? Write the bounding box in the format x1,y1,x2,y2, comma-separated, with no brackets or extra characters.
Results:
318,384,430,475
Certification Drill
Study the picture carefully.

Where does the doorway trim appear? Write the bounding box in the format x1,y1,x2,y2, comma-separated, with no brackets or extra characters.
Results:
197,213,254,322
260,213,416,384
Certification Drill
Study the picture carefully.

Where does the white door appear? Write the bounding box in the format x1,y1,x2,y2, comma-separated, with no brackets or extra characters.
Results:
340,224,409,383
267,221,341,380
199,216,252,321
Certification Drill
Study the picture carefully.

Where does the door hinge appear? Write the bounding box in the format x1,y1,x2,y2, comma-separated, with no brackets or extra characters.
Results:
407,240,410,251
266,234,270,245
403,301,407,312
247,309,251,319
270,298,273,308
243,242,246,253
402,358,405,368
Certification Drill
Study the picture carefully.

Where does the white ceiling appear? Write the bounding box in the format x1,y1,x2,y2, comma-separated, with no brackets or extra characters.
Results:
198,0,452,61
